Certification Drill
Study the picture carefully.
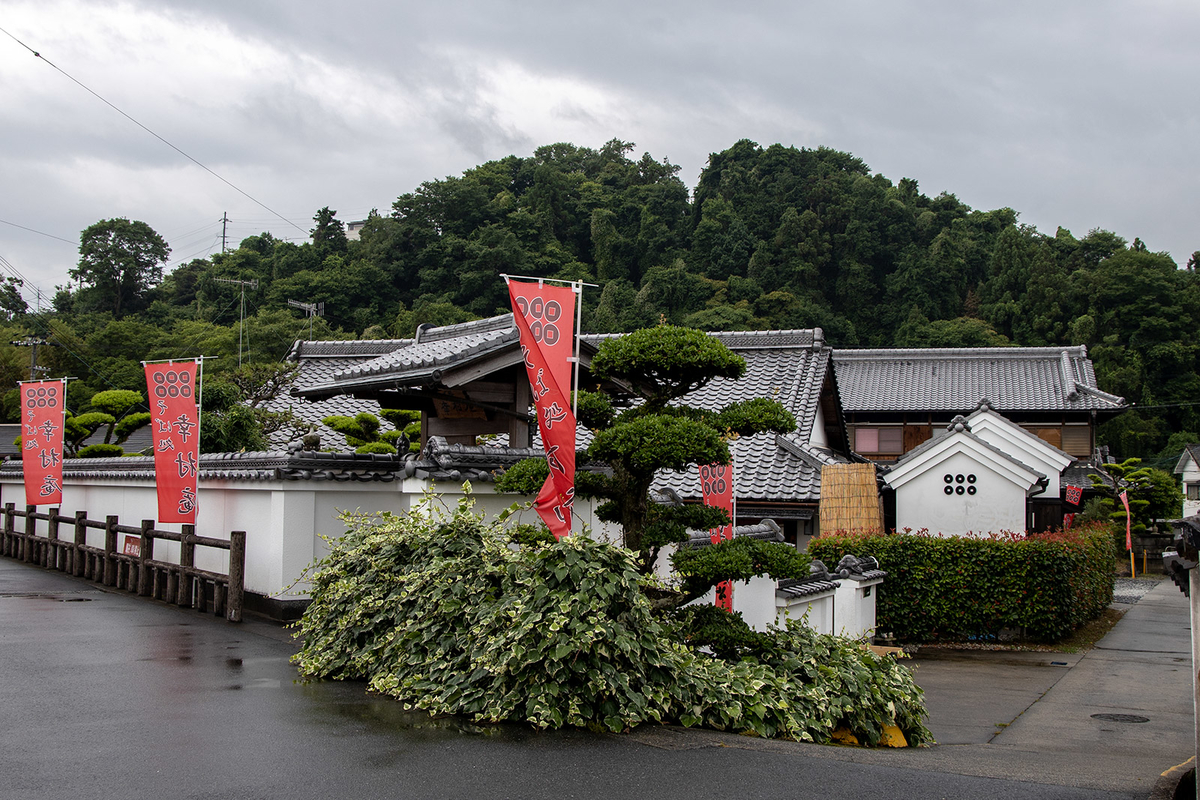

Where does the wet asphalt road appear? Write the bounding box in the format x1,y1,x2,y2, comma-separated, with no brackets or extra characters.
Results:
0,559,1149,800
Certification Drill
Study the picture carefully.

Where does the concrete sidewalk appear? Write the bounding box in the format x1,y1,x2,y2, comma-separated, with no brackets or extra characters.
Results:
630,578,1196,798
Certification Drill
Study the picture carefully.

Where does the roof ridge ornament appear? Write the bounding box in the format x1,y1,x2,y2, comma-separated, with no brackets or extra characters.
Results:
948,415,970,433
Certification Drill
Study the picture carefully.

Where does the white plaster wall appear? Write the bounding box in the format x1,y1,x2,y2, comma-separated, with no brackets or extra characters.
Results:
833,577,882,639
0,471,624,602
689,575,780,632
970,420,1065,499
775,589,836,634
894,452,1029,536
810,402,828,449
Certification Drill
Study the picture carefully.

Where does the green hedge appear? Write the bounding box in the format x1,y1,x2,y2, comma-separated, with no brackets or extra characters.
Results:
809,525,1115,642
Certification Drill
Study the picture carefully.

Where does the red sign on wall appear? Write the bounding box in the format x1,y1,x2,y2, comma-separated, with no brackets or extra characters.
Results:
700,461,735,611
19,380,66,506
145,361,200,523
508,280,576,539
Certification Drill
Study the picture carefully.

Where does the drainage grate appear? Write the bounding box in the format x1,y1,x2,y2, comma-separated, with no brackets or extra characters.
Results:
1091,713,1149,723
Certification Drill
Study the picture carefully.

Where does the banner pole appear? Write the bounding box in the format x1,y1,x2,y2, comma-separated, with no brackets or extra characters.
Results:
572,280,583,418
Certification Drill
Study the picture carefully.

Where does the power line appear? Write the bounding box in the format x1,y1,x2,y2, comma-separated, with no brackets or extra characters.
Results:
0,25,307,238
0,218,76,245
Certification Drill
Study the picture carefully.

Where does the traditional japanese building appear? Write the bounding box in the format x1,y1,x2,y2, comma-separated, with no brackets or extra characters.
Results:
289,317,854,545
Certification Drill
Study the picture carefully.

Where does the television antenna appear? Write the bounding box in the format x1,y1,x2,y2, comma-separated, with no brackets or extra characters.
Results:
288,299,325,341
214,278,258,367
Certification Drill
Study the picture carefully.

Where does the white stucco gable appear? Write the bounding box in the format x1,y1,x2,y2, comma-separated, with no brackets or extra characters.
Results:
884,417,1047,536
965,402,1073,499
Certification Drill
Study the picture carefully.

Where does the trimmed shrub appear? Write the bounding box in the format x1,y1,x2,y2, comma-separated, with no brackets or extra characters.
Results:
293,497,932,745
77,443,124,459
809,524,1115,642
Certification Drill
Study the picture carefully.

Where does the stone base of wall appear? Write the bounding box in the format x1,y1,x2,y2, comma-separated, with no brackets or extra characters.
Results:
244,591,310,622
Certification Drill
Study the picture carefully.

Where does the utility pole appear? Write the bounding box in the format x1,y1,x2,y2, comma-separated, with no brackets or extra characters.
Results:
221,212,229,254
10,336,54,380
214,277,258,368
287,299,325,341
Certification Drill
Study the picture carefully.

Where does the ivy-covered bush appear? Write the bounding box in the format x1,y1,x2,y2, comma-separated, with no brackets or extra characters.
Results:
810,524,1115,642
293,497,931,745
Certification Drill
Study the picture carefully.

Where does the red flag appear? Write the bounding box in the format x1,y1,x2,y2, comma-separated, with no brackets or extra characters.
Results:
1064,485,1083,506
1119,490,1131,551
508,280,576,539
145,361,200,523
19,380,65,506
700,462,735,611
1063,513,1076,529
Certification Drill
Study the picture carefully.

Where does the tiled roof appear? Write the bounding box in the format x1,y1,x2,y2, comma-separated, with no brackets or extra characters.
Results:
295,316,520,397
832,346,1125,413
262,340,418,449
1175,444,1200,475
886,416,1048,487
683,519,785,548
777,577,840,598
0,450,403,482
284,319,845,503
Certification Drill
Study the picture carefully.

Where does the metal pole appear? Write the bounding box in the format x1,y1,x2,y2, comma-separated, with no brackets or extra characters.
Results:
1191,567,1200,800
572,281,583,418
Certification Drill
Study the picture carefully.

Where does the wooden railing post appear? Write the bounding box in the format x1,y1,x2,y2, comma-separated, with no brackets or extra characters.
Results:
137,519,154,596
3,502,13,558
46,507,60,570
23,505,35,563
226,531,245,623
177,524,195,608
104,515,118,586
73,511,87,576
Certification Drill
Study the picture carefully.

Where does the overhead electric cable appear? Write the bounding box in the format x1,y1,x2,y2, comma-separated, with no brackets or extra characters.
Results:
0,25,307,237
0,218,76,245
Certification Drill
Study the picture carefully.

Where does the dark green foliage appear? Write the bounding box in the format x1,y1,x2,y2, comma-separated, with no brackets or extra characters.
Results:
71,218,170,317
589,325,745,406
809,525,1115,642
711,398,798,437
574,389,615,430
1087,458,1181,534
494,457,549,495
672,536,811,599
77,443,124,458
354,442,398,455
589,414,728,477
293,501,930,744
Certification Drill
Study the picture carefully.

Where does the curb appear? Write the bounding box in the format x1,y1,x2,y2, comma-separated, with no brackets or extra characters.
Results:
1150,757,1194,800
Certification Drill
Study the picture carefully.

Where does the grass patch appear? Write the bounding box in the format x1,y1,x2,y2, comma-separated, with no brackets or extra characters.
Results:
1049,606,1127,653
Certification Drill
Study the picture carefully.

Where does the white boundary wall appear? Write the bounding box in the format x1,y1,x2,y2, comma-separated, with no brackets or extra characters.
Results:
0,472,619,604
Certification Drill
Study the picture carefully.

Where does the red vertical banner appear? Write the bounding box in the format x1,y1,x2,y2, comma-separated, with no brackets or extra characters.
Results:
145,361,200,523
508,280,576,539
700,462,734,611
1119,490,1131,551
19,380,66,506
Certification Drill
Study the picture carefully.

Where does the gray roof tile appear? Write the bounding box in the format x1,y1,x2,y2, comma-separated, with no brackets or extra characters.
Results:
832,346,1125,413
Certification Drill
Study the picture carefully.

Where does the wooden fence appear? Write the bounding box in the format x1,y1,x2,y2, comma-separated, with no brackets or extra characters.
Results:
0,503,245,622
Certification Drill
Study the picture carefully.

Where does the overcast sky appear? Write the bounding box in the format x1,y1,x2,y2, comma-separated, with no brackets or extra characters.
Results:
2,0,1197,308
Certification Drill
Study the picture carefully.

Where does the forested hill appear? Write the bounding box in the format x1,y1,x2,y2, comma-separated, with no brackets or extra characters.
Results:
10,138,1200,461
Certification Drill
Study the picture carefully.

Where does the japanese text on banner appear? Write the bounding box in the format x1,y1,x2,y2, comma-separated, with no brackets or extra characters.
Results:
508,280,576,539
145,361,200,523
20,380,65,506
700,461,735,611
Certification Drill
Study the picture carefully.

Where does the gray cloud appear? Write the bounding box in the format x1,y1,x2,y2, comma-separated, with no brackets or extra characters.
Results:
1,0,1197,301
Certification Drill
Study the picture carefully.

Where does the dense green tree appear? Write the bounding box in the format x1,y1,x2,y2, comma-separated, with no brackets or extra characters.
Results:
71,218,170,317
